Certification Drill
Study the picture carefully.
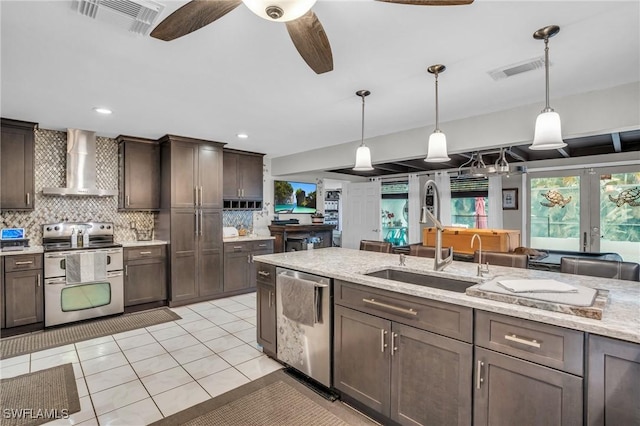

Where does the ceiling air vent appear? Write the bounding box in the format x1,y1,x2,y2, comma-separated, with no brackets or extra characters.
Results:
488,57,546,81
74,0,164,36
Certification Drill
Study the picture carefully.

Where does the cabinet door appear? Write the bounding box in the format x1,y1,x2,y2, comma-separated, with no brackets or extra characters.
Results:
5,269,42,327
199,144,223,209
257,281,276,355
334,305,391,416
391,322,472,426
198,209,223,297
238,153,263,199
122,141,160,210
1,124,35,210
1,259,4,329
171,143,198,208
125,258,166,306
587,335,640,426
249,248,273,289
170,209,198,301
474,347,582,426
224,250,251,292
223,151,239,200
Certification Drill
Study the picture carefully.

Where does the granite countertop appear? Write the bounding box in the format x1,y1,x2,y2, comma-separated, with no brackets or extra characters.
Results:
223,236,275,243
253,247,640,344
119,240,168,247
0,246,44,256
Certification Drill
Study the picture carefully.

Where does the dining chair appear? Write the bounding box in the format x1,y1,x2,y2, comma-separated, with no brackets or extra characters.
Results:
359,240,392,253
560,257,640,281
474,251,529,269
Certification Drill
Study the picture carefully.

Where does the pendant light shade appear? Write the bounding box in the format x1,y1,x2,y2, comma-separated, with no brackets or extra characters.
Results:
425,64,451,162
530,25,567,150
353,90,374,171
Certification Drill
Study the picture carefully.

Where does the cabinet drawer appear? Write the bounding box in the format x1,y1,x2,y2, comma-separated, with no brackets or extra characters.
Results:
125,245,165,261
224,242,250,253
251,240,273,252
475,311,584,376
5,254,42,272
256,262,275,285
335,280,473,343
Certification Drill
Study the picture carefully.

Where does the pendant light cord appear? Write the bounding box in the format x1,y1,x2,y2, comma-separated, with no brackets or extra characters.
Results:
434,72,440,131
360,93,366,147
544,37,551,111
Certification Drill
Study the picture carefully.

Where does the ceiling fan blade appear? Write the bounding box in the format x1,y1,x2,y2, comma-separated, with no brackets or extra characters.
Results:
376,0,473,5
286,11,333,74
150,0,242,41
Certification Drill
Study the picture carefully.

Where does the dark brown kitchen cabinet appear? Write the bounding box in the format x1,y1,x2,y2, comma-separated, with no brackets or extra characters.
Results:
3,254,43,328
223,149,264,202
157,135,225,306
1,118,37,211
587,335,640,426
256,262,276,356
1,258,4,329
117,136,160,211
334,303,473,426
124,245,167,307
223,240,274,293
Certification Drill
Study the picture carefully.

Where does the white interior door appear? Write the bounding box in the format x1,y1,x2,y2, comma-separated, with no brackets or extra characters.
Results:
342,181,381,249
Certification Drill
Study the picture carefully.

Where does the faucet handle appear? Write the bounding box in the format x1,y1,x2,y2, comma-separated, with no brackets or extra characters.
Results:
399,254,406,266
477,262,490,277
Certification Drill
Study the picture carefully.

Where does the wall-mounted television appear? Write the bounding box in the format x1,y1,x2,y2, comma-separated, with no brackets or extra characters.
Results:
274,180,317,214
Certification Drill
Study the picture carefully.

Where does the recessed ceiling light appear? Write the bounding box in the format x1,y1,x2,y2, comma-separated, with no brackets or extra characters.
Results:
237,133,249,139
93,107,112,115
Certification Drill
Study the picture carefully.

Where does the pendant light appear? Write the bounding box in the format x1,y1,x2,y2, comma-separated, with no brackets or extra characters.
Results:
353,90,374,171
425,64,451,162
242,0,316,22
530,25,566,150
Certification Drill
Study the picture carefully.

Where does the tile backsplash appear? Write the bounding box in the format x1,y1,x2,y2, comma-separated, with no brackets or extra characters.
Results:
0,128,154,245
223,210,254,232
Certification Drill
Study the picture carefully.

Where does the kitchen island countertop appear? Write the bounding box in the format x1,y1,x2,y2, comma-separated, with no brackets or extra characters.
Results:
254,247,640,344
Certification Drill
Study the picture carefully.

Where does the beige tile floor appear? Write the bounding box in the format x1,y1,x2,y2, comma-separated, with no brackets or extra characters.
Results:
0,292,283,425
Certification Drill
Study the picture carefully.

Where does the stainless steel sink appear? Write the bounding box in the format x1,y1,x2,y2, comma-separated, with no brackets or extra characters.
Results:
365,268,474,293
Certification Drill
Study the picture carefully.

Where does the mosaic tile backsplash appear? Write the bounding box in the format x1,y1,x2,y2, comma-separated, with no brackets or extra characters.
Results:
0,129,155,245
223,210,254,232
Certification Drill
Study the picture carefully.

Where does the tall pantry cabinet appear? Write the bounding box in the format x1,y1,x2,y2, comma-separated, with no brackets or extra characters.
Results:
156,135,225,306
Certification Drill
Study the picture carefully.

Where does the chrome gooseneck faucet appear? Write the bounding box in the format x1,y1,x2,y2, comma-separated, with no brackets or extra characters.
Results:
471,233,490,277
420,180,453,271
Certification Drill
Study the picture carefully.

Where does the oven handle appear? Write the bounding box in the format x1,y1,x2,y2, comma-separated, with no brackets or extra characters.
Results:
45,271,123,285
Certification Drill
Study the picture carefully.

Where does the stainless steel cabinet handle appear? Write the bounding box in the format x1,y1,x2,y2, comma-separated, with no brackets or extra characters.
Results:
391,333,398,356
476,360,484,389
247,254,251,263
26,192,30,205
200,210,203,236
363,298,418,316
258,244,267,247
195,211,199,236
233,246,243,249
126,195,130,206
380,329,388,353
15,261,34,265
36,274,40,287
258,271,271,277
583,232,587,252
140,251,152,255
125,265,128,276
237,188,240,197
249,254,254,263
504,334,541,348
268,291,272,307
200,186,203,206
241,188,244,197
194,187,198,206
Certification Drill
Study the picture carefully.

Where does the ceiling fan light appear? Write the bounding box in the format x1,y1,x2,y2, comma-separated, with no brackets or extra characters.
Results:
424,131,450,162
353,145,374,171
242,0,316,22
530,111,566,150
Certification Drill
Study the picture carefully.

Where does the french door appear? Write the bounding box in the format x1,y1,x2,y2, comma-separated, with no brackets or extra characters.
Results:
529,165,640,262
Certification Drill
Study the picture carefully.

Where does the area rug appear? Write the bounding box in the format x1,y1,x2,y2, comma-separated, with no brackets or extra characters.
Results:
0,363,80,426
0,308,181,359
151,369,378,426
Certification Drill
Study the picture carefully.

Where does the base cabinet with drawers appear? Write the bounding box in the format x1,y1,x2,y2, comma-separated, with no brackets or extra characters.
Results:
223,240,273,293
2,254,43,328
474,311,584,426
255,262,276,356
333,280,473,426
124,245,167,307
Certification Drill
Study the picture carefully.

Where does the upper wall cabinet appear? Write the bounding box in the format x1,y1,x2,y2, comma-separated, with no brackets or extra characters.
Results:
117,136,160,211
1,118,37,211
223,149,264,209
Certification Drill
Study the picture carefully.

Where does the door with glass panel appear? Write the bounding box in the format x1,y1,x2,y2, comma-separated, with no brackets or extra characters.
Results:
529,166,640,262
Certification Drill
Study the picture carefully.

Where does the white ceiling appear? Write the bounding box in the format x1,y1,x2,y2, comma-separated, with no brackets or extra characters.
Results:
1,1,638,158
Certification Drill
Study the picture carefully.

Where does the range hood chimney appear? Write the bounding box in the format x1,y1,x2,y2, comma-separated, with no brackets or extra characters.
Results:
42,129,118,197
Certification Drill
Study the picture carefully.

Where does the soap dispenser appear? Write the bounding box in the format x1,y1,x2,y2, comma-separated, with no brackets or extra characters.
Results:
71,226,78,248
82,227,89,247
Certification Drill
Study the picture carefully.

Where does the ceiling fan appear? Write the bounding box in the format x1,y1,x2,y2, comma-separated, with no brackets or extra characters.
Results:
150,0,473,74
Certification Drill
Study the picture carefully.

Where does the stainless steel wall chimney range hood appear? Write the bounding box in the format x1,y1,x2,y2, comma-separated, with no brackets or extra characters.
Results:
42,129,118,197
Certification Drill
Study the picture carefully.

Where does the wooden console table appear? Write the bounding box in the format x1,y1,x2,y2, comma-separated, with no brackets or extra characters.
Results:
268,224,335,253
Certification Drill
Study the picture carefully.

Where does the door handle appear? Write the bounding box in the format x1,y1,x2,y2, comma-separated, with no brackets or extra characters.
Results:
36,274,40,287
258,270,270,277
26,192,30,206
391,332,398,356
363,298,417,316
268,290,272,307
380,329,388,352
14,261,34,265
241,188,244,197
194,187,198,207
195,211,199,236
125,265,128,276
476,360,484,389
200,186,203,206
504,333,541,348
126,195,130,207
200,210,203,236
139,251,152,255
583,232,587,252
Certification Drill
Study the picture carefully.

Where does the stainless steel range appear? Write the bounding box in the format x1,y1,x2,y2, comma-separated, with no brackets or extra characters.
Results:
42,222,124,327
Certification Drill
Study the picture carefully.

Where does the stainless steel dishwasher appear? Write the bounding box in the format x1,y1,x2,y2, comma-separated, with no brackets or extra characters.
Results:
276,267,332,388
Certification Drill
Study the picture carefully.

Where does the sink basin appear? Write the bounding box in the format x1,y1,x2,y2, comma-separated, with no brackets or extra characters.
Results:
365,268,474,293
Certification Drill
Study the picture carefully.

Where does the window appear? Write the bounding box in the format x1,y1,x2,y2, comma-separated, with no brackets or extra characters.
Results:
381,182,408,246
450,177,489,229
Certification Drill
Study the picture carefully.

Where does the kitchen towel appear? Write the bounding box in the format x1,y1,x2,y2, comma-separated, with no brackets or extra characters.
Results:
476,278,597,307
496,279,578,293
66,252,107,284
278,274,317,327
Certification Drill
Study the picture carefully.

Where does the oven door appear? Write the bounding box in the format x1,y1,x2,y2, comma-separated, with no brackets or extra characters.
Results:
44,271,124,327
44,248,123,279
